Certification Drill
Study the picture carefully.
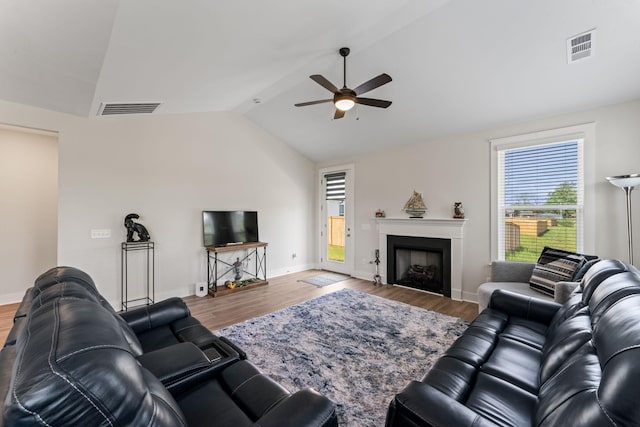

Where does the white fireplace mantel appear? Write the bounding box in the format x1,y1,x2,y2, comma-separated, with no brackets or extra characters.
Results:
376,218,467,300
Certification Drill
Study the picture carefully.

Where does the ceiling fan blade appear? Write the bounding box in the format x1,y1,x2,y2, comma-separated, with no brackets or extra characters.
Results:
334,109,346,120
356,97,392,108
310,75,340,94
294,99,333,107
353,73,392,96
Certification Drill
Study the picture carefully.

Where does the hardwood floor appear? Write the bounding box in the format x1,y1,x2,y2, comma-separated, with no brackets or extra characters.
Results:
0,269,478,343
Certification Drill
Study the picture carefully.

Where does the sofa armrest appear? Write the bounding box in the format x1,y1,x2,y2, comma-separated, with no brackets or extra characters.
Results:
489,289,560,325
490,261,535,283
119,297,190,333
137,342,211,385
554,281,580,304
386,381,496,427
256,388,338,427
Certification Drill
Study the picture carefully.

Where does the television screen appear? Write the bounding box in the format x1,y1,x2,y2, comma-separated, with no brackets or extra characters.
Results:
202,211,259,247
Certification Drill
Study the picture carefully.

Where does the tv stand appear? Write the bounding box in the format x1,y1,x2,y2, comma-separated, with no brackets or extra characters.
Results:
205,242,268,296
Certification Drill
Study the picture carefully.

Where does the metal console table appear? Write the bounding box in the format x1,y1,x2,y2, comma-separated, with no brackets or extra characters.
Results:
206,242,268,296
121,241,155,311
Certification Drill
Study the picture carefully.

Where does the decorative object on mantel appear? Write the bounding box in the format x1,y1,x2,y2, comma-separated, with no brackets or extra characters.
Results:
606,174,640,264
124,213,150,242
453,202,465,219
403,190,427,218
375,209,386,218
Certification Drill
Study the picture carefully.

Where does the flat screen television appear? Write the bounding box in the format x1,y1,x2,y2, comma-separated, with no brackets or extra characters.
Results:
202,211,259,247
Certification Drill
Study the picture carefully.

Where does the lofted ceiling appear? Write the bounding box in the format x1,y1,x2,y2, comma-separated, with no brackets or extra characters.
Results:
1,0,639,162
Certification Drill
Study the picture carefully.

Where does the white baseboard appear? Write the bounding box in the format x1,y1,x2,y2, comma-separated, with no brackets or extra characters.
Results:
462,291,479,304
0,290,29,306
268,264,316,278
351,269,375,282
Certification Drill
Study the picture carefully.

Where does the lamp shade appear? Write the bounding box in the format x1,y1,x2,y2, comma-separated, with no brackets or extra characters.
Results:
606,174,640,188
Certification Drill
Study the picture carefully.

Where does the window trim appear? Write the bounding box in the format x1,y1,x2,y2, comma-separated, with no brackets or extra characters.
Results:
490,123,596,261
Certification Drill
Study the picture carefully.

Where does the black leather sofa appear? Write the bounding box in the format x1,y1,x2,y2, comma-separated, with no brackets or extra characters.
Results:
386,259,640,427
0,267,338,427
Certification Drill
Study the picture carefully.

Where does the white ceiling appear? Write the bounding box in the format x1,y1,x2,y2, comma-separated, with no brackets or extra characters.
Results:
1,0,639,162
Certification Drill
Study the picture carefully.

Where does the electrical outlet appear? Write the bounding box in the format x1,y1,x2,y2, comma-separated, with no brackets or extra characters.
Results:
90,229,111,239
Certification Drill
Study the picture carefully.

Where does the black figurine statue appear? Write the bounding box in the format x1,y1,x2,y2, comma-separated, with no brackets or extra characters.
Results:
124,213,150,242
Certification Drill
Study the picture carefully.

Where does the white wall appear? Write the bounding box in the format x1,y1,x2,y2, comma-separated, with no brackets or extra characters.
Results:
0,101,316,307
320,100,640,301
0,125,58,303
2,98,640,306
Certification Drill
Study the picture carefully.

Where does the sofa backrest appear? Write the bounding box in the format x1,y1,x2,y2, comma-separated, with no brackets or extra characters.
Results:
536,261,640,425
30,266,144,356
4,296,187,427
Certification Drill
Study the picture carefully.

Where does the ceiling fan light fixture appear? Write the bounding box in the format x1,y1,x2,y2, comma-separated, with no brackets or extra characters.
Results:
335,97,355,111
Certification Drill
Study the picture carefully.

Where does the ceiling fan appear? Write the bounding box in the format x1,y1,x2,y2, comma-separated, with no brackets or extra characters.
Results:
295,47,392,119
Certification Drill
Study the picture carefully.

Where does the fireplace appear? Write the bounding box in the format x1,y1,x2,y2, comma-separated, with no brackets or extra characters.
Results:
387,235,451,297
376,218,466,300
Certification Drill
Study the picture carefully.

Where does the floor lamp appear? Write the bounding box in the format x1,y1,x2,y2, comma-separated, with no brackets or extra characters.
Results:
606,174,640,265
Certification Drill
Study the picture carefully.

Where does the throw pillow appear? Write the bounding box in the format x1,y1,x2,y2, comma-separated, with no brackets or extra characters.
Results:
529,247,589,297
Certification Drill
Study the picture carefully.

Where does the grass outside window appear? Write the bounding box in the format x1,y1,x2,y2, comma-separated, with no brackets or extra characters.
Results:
506,219,577,262
328,245,345,262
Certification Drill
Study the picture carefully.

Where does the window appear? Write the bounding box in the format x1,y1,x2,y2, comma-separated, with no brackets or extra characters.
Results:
491,124,595,262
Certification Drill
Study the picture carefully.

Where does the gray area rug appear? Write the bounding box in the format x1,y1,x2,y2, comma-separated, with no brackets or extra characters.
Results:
215,289,468,426
299,272,351,287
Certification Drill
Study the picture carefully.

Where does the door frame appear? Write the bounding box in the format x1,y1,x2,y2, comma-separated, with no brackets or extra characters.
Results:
318,164,355,275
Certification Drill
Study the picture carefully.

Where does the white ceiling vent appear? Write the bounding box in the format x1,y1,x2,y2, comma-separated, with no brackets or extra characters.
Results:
97,102,162,116
567,29,595,64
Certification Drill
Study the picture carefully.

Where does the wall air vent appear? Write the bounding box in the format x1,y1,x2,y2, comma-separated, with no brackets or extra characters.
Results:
98,102,162,116
567,29,595,64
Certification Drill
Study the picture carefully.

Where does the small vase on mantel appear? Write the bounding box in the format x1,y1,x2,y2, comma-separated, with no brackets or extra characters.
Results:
403,190,427,218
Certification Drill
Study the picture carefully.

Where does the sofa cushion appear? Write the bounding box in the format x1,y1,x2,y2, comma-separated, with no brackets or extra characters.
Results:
529,247,590,297
480,336,542,394
465,372,537,427
539,311,592,383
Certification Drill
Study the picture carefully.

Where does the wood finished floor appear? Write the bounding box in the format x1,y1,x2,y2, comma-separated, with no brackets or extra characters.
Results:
0,269,479,343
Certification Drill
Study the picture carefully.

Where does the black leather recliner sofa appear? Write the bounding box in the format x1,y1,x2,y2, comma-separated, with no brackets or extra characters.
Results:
0,267,338,427
386,259,640,427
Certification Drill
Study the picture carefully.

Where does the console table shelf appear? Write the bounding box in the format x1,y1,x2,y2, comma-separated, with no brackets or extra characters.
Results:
121,241,155,311
206,242,268,296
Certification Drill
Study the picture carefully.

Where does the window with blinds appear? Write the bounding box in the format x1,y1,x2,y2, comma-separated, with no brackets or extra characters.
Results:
496,139,584,262
325,172,346,200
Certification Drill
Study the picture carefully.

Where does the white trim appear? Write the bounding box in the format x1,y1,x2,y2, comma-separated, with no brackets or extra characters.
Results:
490,122,596,260
376,218,467,300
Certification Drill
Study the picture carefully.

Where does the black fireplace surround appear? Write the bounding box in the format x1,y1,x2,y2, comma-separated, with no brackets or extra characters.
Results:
387,235,451,297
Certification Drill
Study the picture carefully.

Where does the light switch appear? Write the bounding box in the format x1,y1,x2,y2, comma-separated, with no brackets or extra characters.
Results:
91,229,111,239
